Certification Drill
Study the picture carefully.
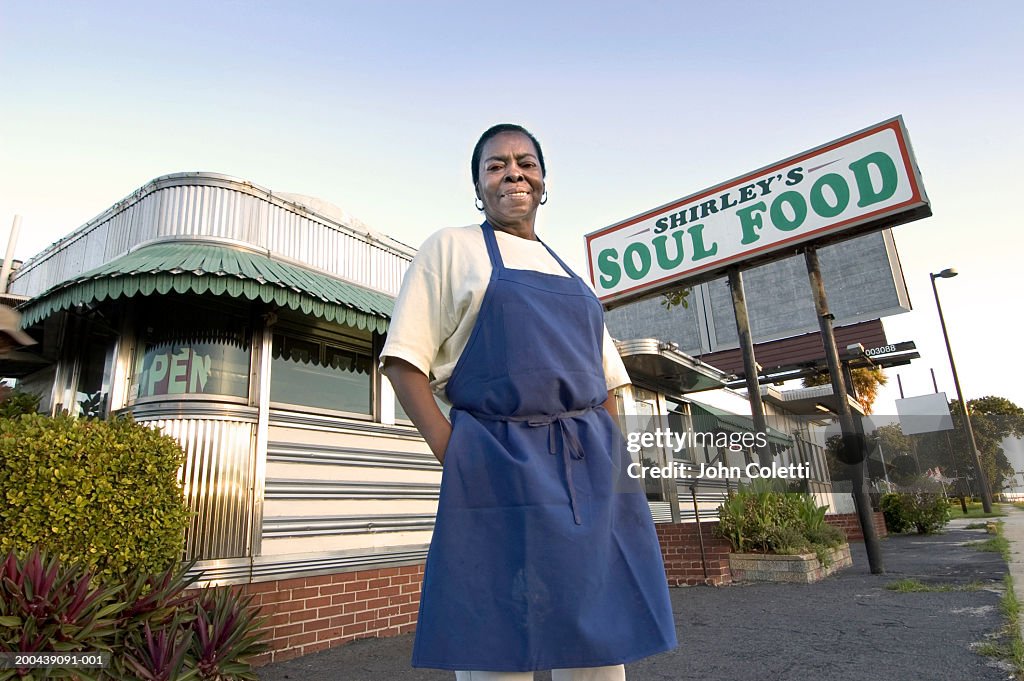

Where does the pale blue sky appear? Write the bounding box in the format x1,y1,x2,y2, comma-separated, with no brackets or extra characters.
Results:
2,0,1022,414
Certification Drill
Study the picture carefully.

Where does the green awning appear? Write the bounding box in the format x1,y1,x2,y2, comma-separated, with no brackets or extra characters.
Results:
17,242,394,333
690,403,793,448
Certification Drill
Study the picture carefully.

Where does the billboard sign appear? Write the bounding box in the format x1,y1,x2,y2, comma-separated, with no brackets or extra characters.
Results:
586,116,930,306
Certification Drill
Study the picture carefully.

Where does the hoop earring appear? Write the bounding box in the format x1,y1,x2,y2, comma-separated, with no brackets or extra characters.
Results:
474,198,484,211
539,191,548,206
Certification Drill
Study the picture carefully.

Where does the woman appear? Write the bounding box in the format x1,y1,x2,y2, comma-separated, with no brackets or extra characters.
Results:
381,124,676,680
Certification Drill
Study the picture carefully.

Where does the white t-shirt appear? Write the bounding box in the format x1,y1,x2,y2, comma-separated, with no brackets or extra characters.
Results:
380,224,631,402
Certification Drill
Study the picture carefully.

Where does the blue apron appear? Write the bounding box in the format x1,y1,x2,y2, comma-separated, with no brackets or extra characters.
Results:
411,222,677,672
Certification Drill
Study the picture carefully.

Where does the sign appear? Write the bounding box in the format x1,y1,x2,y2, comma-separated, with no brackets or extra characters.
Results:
133,342,250,399
141,348,213,397
586,117,930,306
895,393,954,435
864,341,916,358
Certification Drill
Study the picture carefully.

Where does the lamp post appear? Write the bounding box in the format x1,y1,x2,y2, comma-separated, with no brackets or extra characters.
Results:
930,268,993,513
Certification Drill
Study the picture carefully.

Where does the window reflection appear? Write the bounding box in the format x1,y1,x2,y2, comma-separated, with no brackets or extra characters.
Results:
270,332,372,415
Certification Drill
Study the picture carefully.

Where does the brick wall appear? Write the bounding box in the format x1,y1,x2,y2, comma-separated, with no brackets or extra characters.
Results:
655,521,733,586
243,564,425,666
826,511,888,541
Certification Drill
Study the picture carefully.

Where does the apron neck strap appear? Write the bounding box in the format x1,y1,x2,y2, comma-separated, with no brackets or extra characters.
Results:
480,221,579,280
537,238,578,279
480,221,505,274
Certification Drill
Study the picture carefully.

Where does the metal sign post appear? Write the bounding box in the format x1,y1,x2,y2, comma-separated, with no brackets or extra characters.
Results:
727,267,773,467
805,247,884,574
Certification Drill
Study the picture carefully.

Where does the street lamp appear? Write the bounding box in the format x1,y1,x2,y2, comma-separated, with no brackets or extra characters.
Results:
930,268,993,513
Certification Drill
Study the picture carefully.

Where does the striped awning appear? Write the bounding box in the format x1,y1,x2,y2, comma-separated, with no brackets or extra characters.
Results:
18,242,394,333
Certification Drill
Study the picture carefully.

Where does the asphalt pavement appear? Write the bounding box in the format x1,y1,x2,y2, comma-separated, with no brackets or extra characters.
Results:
258,512,1020,681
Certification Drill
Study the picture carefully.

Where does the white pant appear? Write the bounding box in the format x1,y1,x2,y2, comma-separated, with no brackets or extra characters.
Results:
455,666,626,680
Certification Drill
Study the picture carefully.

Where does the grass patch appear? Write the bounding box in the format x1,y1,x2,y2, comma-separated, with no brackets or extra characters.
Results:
975,536,1012,561
972,522,1010,561
980,574,1024,678
886,578,985,592
953,502,1008,519
1003,574,1024,676
965,522,990,530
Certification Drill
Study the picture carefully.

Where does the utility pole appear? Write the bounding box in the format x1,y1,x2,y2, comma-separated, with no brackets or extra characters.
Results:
805,248,884,574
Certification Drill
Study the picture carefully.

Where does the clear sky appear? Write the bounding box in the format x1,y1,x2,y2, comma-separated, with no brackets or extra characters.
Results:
2,0,1021,415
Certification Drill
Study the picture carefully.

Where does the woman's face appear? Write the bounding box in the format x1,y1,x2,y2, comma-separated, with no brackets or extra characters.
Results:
476,131,545,233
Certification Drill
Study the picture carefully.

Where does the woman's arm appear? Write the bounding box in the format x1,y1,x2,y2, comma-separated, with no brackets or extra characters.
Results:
603,390,618,418
382,357,452,464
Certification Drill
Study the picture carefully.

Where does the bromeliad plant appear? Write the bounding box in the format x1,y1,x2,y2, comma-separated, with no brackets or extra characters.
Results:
0,549,266,681
190,587,265,680
124,618,197,681
0,549,122,680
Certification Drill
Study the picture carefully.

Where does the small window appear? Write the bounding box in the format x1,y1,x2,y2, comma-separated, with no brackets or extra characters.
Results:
270,331,372,415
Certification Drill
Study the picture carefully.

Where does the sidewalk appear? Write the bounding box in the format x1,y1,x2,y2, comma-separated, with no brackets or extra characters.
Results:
1000,505,1024,643
258,515,1016,681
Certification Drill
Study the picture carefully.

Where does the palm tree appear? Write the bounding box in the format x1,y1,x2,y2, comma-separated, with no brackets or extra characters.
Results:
803,366,887,414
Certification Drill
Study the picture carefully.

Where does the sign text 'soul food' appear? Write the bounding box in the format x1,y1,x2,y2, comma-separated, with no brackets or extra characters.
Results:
585,117,930,306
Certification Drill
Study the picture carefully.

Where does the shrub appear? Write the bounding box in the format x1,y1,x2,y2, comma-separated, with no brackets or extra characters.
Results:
0,389,41,418
880,493,912,533
716,479,802,553
880,490,951,534
0,414,191,579
0,549,267,680
717,481,847,559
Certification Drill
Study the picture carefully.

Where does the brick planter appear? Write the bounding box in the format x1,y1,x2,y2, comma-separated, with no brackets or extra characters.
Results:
729,544,852,584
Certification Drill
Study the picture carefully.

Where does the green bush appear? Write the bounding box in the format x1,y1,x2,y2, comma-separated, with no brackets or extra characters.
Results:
0,414,191,578
0,388,41,418
880,490,951,534
880,492,912,533
716,480,847,558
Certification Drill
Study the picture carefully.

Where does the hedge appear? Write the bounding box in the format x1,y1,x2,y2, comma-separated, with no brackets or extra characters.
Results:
0,414,191,578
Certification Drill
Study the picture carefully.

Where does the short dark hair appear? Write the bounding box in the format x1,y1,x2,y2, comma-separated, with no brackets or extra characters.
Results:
471,124,546,188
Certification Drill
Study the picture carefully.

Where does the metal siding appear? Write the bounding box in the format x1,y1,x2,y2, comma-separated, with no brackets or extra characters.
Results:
258,420,440,561
141,417,256,561
10,176,414,300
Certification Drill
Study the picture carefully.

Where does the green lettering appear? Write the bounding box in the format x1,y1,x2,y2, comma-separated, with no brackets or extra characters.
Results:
809,173,850,218
737,201,767,244
850,151,898,208
770,191,807,231
688,224,718,261
623,243,652,281
597,248,621,289
652,231,687,270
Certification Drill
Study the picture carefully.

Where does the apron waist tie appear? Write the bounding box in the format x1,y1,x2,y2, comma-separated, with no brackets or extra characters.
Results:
467,406,597,525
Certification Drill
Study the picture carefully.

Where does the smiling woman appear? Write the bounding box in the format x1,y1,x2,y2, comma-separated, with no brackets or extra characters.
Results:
380,124,677,679
472,126,547,239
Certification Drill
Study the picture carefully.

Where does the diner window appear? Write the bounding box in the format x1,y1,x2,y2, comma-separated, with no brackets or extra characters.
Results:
73,330,115,417
131,302,251,401
663,397,694,463
270,330,372,415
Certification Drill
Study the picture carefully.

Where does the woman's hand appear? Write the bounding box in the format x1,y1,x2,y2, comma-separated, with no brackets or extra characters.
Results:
382,357,452,464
